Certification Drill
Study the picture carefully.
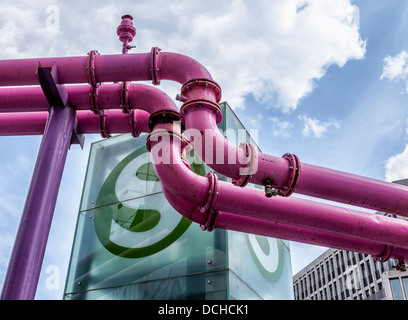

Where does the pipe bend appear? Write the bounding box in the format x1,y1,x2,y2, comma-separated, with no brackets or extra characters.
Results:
157,51,214,85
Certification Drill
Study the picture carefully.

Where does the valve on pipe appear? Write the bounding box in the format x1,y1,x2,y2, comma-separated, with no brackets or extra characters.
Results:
117,14,136,54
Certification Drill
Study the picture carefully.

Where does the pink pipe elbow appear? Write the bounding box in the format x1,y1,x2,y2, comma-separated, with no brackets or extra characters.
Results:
0,50,213,87
182,106,291,188
148,127,408,252
181,101,408,217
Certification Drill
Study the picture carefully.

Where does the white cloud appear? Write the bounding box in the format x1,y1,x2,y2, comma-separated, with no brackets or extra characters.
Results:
0,0,365,112
385,144,408,182
131,0,366,112
268,117,293,139
298,114,340,138
381,50,408,93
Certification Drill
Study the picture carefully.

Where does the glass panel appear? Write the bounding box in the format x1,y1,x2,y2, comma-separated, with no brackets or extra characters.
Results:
65,270,227,300
402,277,408,299
65,134,227,299
227,230,294,300
390,279,404,300
80,134,150,211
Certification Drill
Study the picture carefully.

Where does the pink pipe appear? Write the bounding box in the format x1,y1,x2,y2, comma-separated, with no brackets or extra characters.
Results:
0,51,212,87
162,186,408,262
148,128,408,251
182,103,408,217
0,83,178,114
0,110,150,136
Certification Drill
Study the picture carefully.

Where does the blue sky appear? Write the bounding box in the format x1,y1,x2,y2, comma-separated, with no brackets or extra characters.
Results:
1,0,408,299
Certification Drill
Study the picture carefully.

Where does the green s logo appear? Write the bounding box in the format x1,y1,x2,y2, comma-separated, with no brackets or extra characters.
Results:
246,234,285,283
94,146,204,258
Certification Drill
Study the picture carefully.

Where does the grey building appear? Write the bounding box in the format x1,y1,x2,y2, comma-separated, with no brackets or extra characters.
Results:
293,179,408,300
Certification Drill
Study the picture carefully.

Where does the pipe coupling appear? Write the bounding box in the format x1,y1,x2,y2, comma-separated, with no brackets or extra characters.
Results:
280,153,301,197
232,142,258,187
86,50,100,88
200,172,220,232
146,127,189,153
373,245,394,262
150,47,161,85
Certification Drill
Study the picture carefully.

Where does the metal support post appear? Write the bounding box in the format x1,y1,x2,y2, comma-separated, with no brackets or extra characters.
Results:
0,63,77,300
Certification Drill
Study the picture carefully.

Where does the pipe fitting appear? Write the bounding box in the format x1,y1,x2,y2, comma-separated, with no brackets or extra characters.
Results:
86,50,100,88
148,110,181,132
150,47,161,85
117,15,136,54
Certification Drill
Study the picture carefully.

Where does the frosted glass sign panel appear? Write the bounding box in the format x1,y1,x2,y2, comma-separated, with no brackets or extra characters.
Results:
64,133,227,299
64,102,293,300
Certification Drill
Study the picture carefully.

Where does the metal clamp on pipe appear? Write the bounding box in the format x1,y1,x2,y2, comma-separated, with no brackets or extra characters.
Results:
146,128,189,153
90,86,100,114
232,142,258,187
129,109,139,138
281,153,301,197
150,47,161,85
86,50,100,88
120,81,131,113
373,245,394,262
180,99,222,124
148,110,181,132
98,110,111,138
181,79,222,103
200,172,220,232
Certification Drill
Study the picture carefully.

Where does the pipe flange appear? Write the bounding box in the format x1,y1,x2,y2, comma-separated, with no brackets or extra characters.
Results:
150,47,161,85
130,110,139,138
373,245,394,262
148,110,181,132
180,99,222,124
90,86,100,114
181,79,222,104
281,153,301,197
146,128,189,152
200,172,220,232
120,81,131,114
86,50,100,88
200,172,220,214
98,110,111,138
232,143,258,187
200,209,218,232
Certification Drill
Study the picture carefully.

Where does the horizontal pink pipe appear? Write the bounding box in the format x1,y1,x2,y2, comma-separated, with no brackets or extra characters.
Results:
162,185,408,261
0,110,150,136
182,104,408,217
149,130,408,251
0,83,178,114
0,51,212,87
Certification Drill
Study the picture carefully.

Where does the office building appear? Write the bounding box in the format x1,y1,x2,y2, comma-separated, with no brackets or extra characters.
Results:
293,179,408,300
